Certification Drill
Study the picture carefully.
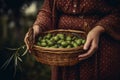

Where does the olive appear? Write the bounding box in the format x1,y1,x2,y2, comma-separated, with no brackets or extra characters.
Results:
72,36,77,40
41,39,46,43
82,39,86,44
57,34,64,40
61,41,68,47
53,36,59,41
75,39,82,45
66,36,72,41
66,45,72,48
50,37,54,41
38,37,42,41
57,40,63,44
66,40,71,44
37,42,41,46
72,43,78,48
50,44,58,48
41,42,47,47
45,33,52,39
47,41,54,46
58,46,64,48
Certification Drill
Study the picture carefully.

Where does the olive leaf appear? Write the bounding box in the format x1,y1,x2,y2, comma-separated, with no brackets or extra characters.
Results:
1,45,28,76
1,54,14,70
18,57,23,62
6,48,17,51
22,48,28,56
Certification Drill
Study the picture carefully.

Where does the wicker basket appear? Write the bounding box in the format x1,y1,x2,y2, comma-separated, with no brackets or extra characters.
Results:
27,28,86,66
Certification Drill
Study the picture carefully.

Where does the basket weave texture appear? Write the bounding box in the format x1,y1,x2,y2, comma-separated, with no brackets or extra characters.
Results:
29,29,86,66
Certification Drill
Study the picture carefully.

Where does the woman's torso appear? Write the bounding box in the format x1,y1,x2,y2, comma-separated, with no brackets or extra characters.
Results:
56,0,116,32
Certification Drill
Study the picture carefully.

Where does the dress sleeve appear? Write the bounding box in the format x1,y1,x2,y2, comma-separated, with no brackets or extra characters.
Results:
95,5,120,40
33,0,53,31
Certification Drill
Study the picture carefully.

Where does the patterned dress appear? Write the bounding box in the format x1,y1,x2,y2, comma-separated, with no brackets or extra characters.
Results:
34,0,120,80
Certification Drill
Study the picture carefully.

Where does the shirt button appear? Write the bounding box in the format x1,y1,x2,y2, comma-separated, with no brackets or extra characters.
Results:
73,4,77,7
73,9,76,13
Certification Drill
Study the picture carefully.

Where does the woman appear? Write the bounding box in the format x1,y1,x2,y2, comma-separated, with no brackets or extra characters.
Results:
24,0,120,80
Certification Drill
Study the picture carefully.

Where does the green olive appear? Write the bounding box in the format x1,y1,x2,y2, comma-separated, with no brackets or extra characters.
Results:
37,42,41,46
41,42,47,47
66,45,72,48
66,36,72,41
47,41,54,46
82,39,86,44
45,33,52,39
75,39,82,45
57,40,63,44
50,44,58,48
72,36,77,40
38,37,42,41
61,41,68,47
57,34,64,40
50,37,54,41
46,46,50,48
41,39,46,43
58,46,64,48
53,36,59,41
72,43,78,48
66,40,71,44
54,44,58,48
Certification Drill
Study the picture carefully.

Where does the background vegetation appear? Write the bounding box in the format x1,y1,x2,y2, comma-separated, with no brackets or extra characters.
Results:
0,0,51,80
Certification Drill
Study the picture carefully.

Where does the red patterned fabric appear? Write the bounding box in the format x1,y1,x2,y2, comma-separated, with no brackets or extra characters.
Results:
33,0,120,80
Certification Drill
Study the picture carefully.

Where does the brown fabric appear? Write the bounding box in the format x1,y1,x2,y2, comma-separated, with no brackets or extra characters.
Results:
34,0,120,80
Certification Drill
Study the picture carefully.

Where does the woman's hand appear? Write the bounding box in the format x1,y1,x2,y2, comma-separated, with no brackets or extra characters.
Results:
24,25,42,51
78,26,105,61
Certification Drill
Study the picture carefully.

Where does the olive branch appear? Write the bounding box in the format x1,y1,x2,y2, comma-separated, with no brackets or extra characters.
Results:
1,45,28,76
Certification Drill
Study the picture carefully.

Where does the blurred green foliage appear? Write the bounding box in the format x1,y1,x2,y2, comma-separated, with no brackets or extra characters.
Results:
0,0,51,80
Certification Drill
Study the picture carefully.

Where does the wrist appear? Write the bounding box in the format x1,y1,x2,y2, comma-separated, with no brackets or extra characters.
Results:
33,25,42,32
94,26,105,34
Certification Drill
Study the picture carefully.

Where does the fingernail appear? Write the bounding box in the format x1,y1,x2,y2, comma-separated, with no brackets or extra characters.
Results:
83,47,87,50
79,58,83,61
78,55,81,57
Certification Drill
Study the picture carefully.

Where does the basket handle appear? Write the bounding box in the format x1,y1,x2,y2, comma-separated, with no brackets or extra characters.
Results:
26,27,34,51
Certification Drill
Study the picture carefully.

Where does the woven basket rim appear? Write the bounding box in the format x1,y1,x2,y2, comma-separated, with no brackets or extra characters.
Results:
43,29,85,34
33,45,84,54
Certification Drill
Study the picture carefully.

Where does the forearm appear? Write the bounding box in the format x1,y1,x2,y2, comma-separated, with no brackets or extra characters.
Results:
33,0,53,31
33,11,52,31
95,12,120,40
94,26,105,34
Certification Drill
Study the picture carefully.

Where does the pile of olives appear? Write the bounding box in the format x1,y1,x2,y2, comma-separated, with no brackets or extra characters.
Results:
36,33,86,48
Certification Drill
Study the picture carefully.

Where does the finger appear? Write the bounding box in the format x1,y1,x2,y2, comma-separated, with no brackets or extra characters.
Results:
25,37,29,50
78,57,86,61
33,28,40,43
24,33,29,50
78,40,98,59
78,47,95,60
25,38,32,53
24,32,28,42
83,35,92,50
24,32,33,51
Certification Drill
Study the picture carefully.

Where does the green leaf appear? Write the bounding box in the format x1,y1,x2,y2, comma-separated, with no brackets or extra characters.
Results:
6,48,17,51
22,49,28,56
15,56,18,66
18,57,23,62
1,54,14,70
